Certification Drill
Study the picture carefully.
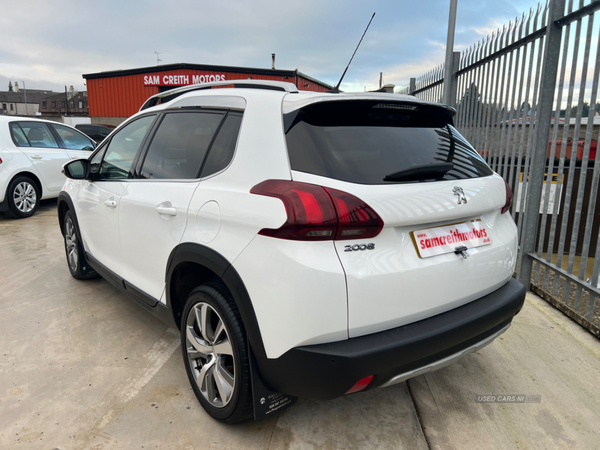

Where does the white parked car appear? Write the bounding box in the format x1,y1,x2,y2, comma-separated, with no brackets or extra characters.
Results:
58,80,526,423
0,116,96,218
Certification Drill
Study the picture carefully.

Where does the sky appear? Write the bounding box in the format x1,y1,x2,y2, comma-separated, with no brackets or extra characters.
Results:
0,0,540,95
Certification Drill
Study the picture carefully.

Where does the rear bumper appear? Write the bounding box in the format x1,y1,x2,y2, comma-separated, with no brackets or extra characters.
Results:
255,277,526,400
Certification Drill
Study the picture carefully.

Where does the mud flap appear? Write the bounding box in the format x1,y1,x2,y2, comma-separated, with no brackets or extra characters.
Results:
248,344,297,421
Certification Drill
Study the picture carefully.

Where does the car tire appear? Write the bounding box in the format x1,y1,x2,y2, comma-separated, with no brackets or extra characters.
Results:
63,210,98,280
5,176,40,218
181,282,253,423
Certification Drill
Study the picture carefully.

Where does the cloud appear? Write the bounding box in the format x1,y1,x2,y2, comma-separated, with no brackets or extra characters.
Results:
0,0,546,97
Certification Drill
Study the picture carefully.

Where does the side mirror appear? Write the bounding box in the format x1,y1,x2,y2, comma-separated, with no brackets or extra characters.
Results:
63,159,90,180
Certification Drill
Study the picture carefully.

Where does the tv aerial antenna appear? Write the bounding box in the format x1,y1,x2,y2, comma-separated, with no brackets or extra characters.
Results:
329,12,376,93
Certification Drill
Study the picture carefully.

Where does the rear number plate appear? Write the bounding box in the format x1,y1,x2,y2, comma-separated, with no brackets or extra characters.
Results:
411,220,491,258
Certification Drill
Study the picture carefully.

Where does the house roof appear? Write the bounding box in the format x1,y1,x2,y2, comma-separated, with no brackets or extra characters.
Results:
0,89,58,104
40,92,87,102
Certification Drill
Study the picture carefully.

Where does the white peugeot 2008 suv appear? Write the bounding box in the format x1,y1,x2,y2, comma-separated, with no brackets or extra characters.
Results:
58,80,525,424
0,116,96,218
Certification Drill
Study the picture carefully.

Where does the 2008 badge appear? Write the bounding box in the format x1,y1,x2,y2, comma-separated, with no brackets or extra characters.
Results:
344,243,375,252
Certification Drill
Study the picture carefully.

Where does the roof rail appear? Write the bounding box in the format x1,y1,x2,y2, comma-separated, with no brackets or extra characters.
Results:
140,80,299,111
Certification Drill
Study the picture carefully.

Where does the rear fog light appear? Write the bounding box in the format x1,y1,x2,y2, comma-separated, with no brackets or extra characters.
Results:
345,375,374,394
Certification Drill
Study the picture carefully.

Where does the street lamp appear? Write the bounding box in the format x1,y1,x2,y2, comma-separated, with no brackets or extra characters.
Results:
19,81,28,116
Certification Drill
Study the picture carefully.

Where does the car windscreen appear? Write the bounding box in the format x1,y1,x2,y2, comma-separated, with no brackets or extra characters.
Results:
284,100,493,184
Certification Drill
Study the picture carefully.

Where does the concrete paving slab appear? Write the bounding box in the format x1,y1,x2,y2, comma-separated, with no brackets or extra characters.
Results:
408,293,600,450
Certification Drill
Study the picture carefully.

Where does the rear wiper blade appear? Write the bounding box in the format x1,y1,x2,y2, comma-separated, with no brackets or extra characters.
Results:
384,162,454,182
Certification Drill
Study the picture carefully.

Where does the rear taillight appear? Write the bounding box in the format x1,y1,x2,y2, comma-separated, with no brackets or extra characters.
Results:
250,180,384,241
502,179,513,214
326,187,383,239
250,180,337,240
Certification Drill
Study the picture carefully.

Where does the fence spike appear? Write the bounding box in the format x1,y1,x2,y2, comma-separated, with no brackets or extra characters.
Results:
500,24,508,50
534,2,542,31
541,0,549,26
518,12,525,39
525,8,533,36
483,34,490,58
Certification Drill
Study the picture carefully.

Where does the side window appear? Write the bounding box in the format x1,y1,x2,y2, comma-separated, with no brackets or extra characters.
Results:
52,124,95,150
140,112,224,179
16,122,58,148
77,125,93,134
9,123,30,147
97,115,155,180
200,113,242,177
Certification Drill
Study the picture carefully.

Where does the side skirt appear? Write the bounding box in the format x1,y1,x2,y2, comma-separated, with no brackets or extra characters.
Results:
86,252,177,329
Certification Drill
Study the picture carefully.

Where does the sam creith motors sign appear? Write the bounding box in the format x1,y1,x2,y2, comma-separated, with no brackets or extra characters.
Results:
143,74,227,86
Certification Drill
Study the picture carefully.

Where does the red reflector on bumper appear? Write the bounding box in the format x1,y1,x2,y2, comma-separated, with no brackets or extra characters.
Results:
345,375,374,395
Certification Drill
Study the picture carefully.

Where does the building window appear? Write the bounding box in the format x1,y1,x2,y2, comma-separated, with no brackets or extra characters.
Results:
70,101,74,109
52,101,56,109
10,104,13,111
79,101,83,109
2,103,5,110
42,101,47,109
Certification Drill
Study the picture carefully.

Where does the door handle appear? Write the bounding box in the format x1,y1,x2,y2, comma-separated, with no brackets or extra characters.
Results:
104,199,117,208
156,205,177,216
31,155,42,159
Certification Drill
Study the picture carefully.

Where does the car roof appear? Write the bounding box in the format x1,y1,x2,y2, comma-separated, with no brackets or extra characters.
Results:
136,80,454,120
138,87,454,120
0,116,82,129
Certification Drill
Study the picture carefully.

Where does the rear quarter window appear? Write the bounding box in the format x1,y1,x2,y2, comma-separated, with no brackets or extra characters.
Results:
284,100,493,185
9,123,30,147
200,113,242,178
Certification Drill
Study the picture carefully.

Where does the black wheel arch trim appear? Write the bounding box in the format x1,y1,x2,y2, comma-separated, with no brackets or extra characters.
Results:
166,242,267,359
57,191,76,234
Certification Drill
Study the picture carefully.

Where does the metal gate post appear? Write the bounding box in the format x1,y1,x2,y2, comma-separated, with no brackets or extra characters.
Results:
448,51,461,108
443,0,458,106
517,0,565,288
409,77,416,95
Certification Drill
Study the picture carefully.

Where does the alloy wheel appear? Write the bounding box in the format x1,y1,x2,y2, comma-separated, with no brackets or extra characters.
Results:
65,218,78,272
13,181,37,213
185,302,236,408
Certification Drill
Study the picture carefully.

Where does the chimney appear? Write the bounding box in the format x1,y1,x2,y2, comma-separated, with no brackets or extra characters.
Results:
271,53,276,69
8,81,13,92
14,82,19,93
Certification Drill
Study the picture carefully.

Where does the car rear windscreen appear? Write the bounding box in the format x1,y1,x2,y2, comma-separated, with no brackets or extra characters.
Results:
284,100,493,184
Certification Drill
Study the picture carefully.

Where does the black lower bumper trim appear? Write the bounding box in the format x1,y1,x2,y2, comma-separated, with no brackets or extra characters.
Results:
255,277,526,400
